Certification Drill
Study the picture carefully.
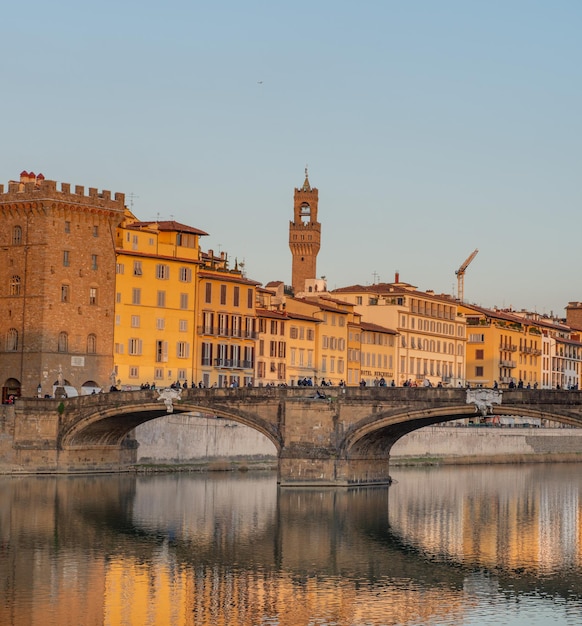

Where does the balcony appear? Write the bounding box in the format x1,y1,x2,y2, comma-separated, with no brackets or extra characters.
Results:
214,358,254,370
499,360,516,368
198,326,258,340
499,344,517,352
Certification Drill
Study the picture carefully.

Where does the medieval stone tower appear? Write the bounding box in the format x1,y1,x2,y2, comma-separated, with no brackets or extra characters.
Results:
0,171,126,400
289,169,321,295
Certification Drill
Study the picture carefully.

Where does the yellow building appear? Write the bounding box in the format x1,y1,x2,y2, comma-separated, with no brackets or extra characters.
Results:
333,276,466,386
359,321,398,387
196,253,259,388
255,307,288,386
114,216,207,388
284,295,358,386
459,304,545,388
285,309,320,386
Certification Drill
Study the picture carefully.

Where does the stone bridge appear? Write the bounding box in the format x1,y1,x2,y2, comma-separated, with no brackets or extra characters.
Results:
1,387,582,485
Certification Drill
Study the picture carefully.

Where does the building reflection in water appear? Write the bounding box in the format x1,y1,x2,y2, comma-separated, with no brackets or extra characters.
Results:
1,465,582,626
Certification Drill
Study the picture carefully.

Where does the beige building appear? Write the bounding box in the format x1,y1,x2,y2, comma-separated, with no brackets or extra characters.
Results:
333,276,466,386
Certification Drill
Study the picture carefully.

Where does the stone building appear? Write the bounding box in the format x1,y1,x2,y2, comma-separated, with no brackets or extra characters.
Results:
288,168,321,295
0,171,126,401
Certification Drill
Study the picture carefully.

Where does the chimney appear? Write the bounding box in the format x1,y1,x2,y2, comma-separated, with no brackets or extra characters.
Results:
394,271,400,284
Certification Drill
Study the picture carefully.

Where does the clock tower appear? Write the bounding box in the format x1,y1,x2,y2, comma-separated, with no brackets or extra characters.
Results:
289,168,321,295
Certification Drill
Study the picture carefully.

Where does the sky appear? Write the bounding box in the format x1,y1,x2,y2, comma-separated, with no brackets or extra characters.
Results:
2,1,580,316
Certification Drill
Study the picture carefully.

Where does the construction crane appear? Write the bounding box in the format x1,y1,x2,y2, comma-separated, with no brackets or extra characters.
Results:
455,249,479,303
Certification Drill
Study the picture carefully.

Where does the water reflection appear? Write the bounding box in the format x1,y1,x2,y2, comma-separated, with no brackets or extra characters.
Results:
1,466,582,625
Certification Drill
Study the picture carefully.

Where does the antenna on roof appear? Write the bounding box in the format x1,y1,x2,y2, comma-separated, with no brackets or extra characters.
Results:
128,193,139,209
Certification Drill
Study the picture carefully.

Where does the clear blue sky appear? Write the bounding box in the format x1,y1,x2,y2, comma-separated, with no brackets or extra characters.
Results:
2,1,580,316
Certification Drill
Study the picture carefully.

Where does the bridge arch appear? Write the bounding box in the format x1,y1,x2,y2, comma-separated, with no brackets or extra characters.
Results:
341,403,582,458
59,398,283,453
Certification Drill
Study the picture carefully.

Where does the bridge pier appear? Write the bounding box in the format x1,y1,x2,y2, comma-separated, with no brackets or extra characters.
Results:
278,456,392,487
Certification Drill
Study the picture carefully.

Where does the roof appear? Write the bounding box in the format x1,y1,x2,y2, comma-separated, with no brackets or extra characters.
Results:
332,282,454,304
462,303,572,332
126,220,208,236
360,321,399,335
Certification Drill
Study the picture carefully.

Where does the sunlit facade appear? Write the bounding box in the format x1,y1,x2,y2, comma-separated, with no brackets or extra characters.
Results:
114,216,206,388
196,256,259,388
333,277,466,386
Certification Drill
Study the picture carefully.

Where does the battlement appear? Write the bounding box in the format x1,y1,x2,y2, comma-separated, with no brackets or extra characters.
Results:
0,170,125,210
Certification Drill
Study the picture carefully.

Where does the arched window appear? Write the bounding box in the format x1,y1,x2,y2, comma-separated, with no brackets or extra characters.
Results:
6,328,18,351
12,226,22,245
87,334,97,354
9,276,21,296
58,332,68,353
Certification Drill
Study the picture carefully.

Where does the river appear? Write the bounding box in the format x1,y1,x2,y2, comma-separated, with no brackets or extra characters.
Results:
1,464,581,625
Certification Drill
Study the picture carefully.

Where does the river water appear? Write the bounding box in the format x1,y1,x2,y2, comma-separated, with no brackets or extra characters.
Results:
1,464,582,626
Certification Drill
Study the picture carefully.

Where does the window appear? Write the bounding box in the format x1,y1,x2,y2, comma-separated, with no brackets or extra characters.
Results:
128,338,143,355
180,293,188,309
6,328,18,351
12,226,22,245
156,264,169,279
58,332,68,353
63,250,70,267
271,321,278,335
157,291,166,307
179,320,188,332
469,334,485,343
205,283,212,303
176,232,196,248
89,287,97,305
9,276,21,296
179,267,192,282
116,292,121,304
131,315,140,328
116,263,124,274
92,225,99,237
61,284,70,303
177,342,190,358
247,288,253,309
87,334,97,354
475,366,484,377
129,367,139,378
91,255,98,270
133,261,142,276
201,342,212,366
290,327,298,339
64,221,71,233
476,349,484,360
233,286,240,307
220,285,227,305
156,318,165,330
132,288,141,305
156,340,168,362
